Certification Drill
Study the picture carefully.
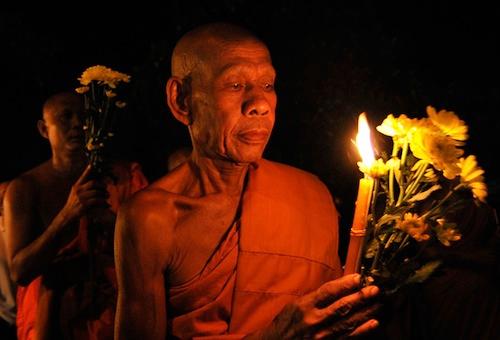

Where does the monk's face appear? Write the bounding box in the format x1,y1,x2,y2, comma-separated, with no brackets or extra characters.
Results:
189,39,276,164
43,96,85,154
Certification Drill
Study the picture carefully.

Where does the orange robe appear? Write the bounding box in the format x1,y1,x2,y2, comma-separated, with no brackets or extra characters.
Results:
16,278,40,340
168,159,342,338
16,220,116,340
16,164,148,340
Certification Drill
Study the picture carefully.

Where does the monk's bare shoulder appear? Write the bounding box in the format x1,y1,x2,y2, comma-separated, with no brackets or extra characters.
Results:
5,161,51,205
115,163,195,270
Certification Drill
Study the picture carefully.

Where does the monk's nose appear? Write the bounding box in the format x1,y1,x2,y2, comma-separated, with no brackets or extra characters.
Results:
71,113,83,129
242,86,273,117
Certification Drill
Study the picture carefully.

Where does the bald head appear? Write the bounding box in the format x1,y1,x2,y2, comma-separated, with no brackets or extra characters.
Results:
42,92,82,120
166,23,276,164
171,23,269,80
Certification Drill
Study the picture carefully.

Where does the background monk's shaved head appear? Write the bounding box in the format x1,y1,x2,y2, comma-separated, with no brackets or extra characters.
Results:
171,23,268,79
42,92,82,120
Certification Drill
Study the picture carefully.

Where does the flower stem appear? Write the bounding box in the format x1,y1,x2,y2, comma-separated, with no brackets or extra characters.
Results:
395,142,409,205
371,179,379,221
423,183,465,218
388,142,399,205
403,161,428,201
400,141,409,167
387,233,410,265
370,232,389,272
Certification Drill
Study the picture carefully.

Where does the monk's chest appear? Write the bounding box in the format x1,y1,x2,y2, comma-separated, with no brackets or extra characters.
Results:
168,195,240,285
37,180,72,228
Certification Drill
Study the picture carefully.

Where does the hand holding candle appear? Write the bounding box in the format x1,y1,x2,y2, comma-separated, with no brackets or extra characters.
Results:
344,113,375,275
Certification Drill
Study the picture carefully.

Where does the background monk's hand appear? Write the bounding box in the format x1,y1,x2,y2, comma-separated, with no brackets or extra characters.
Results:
249,274,380,339
62,165,109,222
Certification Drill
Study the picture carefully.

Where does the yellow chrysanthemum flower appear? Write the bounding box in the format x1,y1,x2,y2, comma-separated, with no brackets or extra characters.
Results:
105,90,117,98
78,65,109,85
386,157,401,171
410,125,463,179
78,65,131,88
358,158,388,178
459,155,484,183
435,219,461,246
458,155,488,202
396,213,430,242
115,101,127,108
376,114,417,142
469,182,488,202
75,86,89,94
424,167,438,182
427,106,468,142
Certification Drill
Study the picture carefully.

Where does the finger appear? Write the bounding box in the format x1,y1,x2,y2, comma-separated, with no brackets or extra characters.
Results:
78,181,109,195
75,164,93,185
78,177,108,188
84,195,110,204
315,304,380,339
78,189,109,201
324,285,379,319
315,274,362,307
78,190,108,207
349,319,379,337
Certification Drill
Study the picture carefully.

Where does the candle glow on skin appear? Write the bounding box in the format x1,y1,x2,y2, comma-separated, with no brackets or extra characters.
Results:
344,113,375,275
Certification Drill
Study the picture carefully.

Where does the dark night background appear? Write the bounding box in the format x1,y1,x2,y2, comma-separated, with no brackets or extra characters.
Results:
1,4,499,259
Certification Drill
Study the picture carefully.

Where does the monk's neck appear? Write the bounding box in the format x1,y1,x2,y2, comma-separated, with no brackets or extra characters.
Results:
190,154,249,197
51,151,86,179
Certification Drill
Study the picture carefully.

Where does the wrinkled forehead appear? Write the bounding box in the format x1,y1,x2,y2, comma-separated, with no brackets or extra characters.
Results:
198,39,274,79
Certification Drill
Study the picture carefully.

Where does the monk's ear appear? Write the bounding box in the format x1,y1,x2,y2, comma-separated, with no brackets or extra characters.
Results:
166,76,192,126
37,119,49,139
128,162,149,193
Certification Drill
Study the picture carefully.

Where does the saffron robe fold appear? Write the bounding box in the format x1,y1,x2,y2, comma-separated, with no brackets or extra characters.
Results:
168,159,342,338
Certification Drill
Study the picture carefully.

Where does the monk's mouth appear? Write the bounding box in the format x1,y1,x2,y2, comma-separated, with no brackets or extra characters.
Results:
237,130,269,144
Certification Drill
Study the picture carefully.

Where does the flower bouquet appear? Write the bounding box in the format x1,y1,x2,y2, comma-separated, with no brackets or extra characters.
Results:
74,65,130,309
358,106,487,294
75,65,131,174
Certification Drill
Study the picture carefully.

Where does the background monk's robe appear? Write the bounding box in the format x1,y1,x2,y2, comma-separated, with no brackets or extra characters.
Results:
16,166,147,340
167,159,343,338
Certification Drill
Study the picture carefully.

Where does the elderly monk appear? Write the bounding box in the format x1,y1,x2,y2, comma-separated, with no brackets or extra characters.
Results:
4,92,148,339
115,23,380,339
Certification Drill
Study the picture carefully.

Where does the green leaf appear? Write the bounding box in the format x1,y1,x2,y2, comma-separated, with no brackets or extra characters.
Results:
375,214,400,228
405,260,441,284
407,185,442,203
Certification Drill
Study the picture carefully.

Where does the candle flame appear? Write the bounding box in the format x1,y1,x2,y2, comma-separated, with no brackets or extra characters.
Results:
356,113,375,167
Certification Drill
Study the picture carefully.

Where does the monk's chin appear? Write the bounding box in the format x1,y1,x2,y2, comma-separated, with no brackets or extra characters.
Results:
228,148,266,165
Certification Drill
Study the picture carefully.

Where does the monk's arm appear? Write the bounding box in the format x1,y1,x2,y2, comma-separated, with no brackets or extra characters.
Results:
114,195,168,340
4,166,107,285
4,177,80,285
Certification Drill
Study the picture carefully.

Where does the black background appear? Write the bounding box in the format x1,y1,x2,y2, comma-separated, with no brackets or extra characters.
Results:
2,3,499,259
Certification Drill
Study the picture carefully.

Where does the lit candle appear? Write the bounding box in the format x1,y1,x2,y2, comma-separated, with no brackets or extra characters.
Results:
344,113,375,275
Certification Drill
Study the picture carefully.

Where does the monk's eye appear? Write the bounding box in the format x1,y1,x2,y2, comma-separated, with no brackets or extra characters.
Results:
226,81,245,92
263,83,275,91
